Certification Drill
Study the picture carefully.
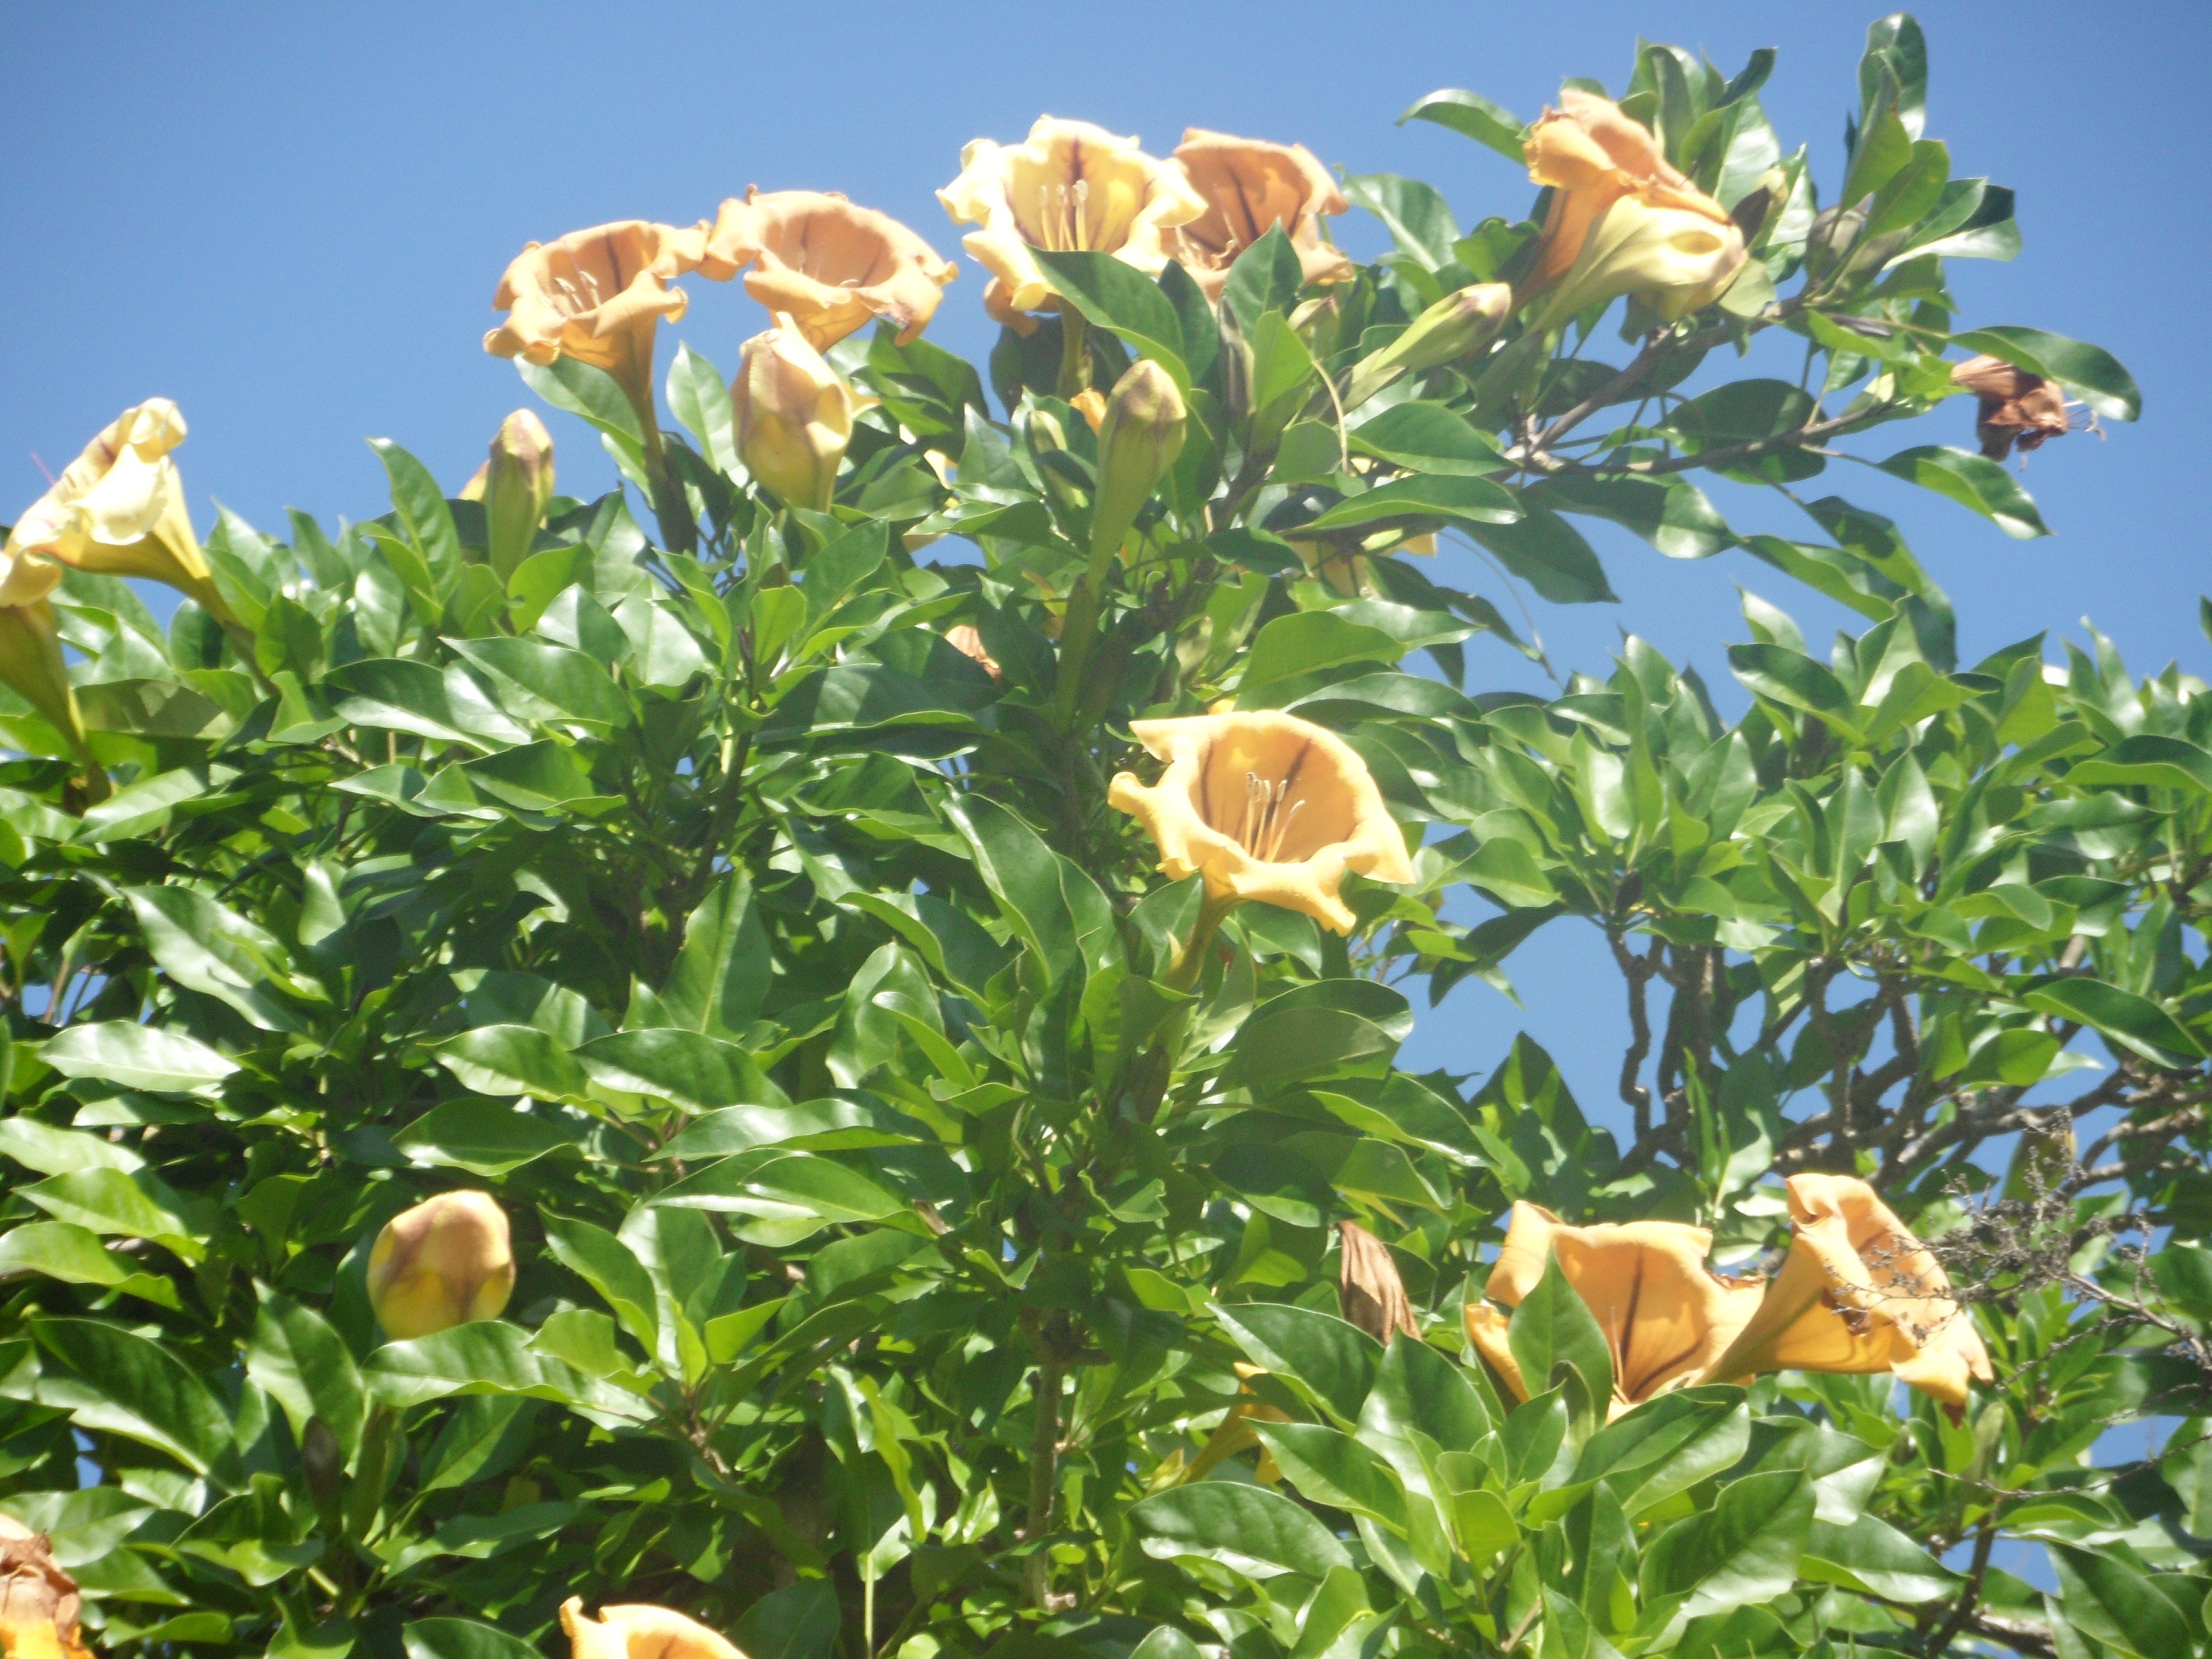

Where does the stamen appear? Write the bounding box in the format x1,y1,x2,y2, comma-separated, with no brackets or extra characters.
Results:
1232,771,1301,861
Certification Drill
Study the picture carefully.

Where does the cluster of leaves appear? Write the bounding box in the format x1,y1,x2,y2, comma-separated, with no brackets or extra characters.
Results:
0,16,2199,1659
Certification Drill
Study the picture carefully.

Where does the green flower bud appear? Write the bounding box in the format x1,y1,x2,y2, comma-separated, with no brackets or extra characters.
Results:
1089,361,1186,574
484,409,555,581
1345,282,1512,408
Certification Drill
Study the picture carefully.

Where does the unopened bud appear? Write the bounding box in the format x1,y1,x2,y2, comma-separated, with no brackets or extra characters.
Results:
484,409,555,581
1089,360,1186,572
733,313,866,512
1346,283,1512,407
0,1515,92,1659
366,1191,515,1341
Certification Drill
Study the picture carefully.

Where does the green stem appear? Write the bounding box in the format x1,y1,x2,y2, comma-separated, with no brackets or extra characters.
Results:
1023,1354,1065,1610
1055,310,1092,402
611,338,698,555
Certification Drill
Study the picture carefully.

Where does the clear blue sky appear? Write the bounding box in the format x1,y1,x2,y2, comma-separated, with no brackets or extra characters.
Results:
8,0,2208,1117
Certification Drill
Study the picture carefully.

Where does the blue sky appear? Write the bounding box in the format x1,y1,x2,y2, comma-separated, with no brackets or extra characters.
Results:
8,0,2207,1119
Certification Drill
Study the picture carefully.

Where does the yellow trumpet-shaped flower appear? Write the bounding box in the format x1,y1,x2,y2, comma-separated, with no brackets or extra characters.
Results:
1707,1174,1994,1419
0,1515,93,1659
366,1191,515,1341
731,315,872,512
1107,711,1413,934
701,188,957,351
5,399,228,620
1464,1203,1767,1420
562,1601,748,1659
939,116,1206,327
1520,89,1746,323
1163,129,1355,302
484,220,709,414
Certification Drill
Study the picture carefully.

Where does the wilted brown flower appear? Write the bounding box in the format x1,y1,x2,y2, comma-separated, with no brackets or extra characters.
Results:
0,1516,93,1659
1164,129,1354,301
1338,1220,1418,1342
1951,354,2075,461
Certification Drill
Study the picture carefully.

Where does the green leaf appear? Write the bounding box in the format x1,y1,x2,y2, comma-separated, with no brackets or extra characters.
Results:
1360,1324,1491,1450
403,1620,543,1659
1347,402,1506,476
1398,88,1526,161
667,343,742,473
1222,979,1412,1088
17,1167,201,1262
1801,1515,1956,1602
1728,642,1860,733
942,795,1119,986
732,1582,841,1659
31,1316,234,1478
1340,174,1460,271
364,1321,637,1415
1031,250,1187,385
540,1214,659,1350
370,438,462,587
1951,324,2139,421
519,356,644,445
325,658,533,751
1220,226,1304,338
1127,1483,1354,1579
1212,1301,1380,1425
659,872,771,1039
2048,1543,2192,1659
248,1290,365,1458
1239,611,1403,699
1467,508,1618,604
576,1029,782,1113
121,885,319,1032
1508,1252,1615,1430
431,1025,589,1102
657,1099,914,1160
1253,1421,1409,1529
2067,734,2212,793
1572,1388,1751,1515
1640,1469,1814,1623
0,1221,178,1309
654,1152,909,1234
393,1100,573,1177
447,637,632,730
1302,473,1521,532
40,1021,235,1094
1528,473,1733,559
2021,978,2202,1068
1878,445,2050,539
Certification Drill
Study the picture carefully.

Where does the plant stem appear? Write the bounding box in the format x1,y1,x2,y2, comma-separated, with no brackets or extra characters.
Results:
1056,310,1091,402
1023,1355,1064,1610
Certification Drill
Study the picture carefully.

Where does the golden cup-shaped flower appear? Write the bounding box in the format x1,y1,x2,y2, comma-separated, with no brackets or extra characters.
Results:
562,1601,748,1659
1708,1175,1993,1419
1107,711,1414,934
0,1515,93,1659
1463,1202,1767,1420
1520,90,1746,323
939,116,1206,326
482,409,556,582
1162,128,1354,301
1952,354,2075,462
366,1191,515,1341
701,188,957,352
484,220,709,409
5,400,228,620
731,315,871,512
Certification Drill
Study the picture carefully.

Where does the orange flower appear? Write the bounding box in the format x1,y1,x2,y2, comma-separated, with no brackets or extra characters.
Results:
939,117,1206,327
1708,1175,1993,1419
700,189,956,351
562,1601,746,1659
1520,89,1745,322
1951,355,2076,462
945,624,1002,681
484,220,709,408
1107,711,1413,934
1164,129,1354,301
1464,1203,1764,1419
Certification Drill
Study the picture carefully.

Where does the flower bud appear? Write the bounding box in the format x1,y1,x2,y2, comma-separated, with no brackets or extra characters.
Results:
563,1600,747,1659
484,409,555,581
0,1515,92,1659
732,313,866,511
1345,283,1512,407
1089,360,1186,572
366,1191,515,1341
